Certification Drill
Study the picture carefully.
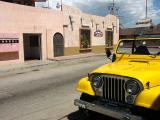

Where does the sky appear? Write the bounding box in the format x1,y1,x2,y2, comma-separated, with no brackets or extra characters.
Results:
36,0,160,28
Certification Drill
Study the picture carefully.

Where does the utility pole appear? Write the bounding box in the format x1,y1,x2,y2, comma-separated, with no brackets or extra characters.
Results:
113,0,115,8
56,0,63,11
48,0,49,8
61,0,62,11
108,0,118,16
146,0,148,19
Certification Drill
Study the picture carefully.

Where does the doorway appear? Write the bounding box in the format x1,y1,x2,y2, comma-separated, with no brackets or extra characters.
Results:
23,34,42,60
105,31,113,47
53,33,64,57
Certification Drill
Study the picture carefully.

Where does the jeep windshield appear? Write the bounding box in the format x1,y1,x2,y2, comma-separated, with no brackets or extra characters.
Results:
117,39,160,55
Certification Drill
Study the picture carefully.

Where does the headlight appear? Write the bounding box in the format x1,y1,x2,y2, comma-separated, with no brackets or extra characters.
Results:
89,74,103,88
125,80,141,95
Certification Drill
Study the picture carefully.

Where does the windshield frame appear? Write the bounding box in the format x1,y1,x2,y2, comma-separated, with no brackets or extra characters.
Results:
116,38,160,56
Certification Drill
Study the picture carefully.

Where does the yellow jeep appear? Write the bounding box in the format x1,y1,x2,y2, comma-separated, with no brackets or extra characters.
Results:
74,37,160,120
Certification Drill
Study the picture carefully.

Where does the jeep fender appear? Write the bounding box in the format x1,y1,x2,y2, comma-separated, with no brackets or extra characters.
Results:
76,77,95,96
135,86,160,110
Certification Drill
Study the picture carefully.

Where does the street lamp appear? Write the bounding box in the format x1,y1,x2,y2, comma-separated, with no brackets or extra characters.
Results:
56,0,63,11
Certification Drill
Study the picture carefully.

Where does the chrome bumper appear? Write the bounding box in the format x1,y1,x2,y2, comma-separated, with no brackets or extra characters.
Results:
74,99,143,120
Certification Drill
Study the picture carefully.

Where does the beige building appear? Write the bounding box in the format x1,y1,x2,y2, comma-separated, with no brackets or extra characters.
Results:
0,1,119,65
63,5,119,56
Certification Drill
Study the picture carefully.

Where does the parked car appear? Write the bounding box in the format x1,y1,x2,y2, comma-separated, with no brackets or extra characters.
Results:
74,36,160,120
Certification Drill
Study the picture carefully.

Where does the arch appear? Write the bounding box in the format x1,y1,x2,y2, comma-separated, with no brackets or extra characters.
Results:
53,33,64,57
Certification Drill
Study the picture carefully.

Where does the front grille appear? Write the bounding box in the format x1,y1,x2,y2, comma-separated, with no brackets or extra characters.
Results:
102,76,126,103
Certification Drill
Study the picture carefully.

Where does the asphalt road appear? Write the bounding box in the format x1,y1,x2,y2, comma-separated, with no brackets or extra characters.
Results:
0,56,115,120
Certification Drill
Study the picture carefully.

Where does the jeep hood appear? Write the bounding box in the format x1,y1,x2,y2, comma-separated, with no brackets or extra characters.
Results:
92,60,160,89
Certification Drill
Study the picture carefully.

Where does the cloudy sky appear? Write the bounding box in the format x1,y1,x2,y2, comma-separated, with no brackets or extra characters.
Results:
36,0,160,27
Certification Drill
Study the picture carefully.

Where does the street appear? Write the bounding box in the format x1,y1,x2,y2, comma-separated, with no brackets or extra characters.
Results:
0,56,114,120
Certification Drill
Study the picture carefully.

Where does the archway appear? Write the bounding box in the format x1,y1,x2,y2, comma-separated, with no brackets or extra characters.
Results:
53,33,64,57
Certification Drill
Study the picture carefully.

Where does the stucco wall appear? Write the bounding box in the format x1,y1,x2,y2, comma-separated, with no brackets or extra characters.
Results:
63,5,119,49
0,2,119,64
0,1,63,64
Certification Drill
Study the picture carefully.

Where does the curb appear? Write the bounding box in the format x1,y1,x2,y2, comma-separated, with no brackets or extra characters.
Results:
49,53,106,61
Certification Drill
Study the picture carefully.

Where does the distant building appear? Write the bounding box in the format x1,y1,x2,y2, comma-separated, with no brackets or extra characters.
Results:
119,18,158,39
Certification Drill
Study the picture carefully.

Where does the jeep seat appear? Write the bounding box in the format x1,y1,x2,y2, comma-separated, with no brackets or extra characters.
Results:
134,46,150,55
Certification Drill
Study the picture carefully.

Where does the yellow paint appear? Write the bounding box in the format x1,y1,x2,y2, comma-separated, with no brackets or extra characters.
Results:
92,59,160,89
76,37,160,110
76,77,95,96
135,86,160,110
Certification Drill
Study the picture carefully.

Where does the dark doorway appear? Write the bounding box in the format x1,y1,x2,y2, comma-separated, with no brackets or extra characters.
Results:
105,31,113,47
23,34,42,60
53,33,64,57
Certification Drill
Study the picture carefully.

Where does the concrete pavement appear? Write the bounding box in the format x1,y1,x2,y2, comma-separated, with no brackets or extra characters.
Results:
0,55,112,120
0,55,109,101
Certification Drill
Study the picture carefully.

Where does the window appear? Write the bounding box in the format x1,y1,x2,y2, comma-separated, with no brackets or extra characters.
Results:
80,29,91,49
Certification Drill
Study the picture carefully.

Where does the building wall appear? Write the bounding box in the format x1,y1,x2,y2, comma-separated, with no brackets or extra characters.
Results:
0,1,119,65
0,1,63,65
63,5,119,55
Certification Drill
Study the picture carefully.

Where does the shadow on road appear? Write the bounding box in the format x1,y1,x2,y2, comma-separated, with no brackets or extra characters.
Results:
67,110,117,120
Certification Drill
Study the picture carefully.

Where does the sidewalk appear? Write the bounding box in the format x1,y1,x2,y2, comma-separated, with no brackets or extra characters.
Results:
49,53,105,61
0,53,105,75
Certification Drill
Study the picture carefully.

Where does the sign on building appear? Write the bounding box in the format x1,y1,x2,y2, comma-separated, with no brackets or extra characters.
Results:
0,33,19,52
0,33,19,61
94,30,103,37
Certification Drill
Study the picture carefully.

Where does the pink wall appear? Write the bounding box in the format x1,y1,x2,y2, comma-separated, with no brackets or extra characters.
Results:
0,43,19,52
0,1,64,64
0,1,63,33
0,33,19,52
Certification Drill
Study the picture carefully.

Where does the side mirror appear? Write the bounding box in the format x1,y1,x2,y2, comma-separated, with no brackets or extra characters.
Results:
105,48,111,58
112,54,116,62
105,48,117,62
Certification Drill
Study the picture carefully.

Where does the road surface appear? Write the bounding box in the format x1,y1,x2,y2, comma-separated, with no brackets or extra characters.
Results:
0,56,115,120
